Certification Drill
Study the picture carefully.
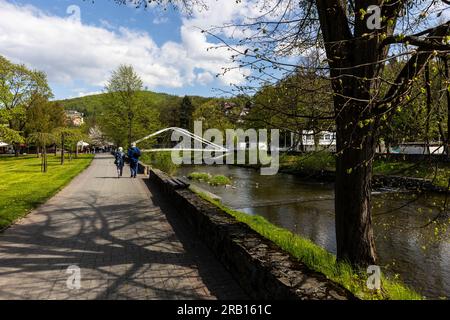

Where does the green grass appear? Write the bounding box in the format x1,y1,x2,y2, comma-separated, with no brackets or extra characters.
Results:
188,172,232,186
0,154,94,230
193,189,423,300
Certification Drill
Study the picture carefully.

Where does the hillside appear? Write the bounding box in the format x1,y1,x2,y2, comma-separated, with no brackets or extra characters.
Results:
57,91,214,118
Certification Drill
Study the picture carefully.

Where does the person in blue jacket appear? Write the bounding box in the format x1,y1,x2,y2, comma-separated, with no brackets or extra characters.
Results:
114,147,126,178
128,142,141,178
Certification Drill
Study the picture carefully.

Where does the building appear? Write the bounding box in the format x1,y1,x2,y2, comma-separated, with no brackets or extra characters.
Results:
65,110,84,127
278,130,336,152
0,141,14,154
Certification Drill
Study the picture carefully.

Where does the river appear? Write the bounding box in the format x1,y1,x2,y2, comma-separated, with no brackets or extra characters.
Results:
175,165,450,299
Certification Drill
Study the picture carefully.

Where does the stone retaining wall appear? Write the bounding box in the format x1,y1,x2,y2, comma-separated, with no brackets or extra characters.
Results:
148,168,355,300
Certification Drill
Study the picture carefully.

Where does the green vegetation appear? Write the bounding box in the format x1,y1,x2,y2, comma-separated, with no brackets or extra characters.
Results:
57,90,214,131
373,160,450,188
281,152,335,172
140,152,179,175
188,171,232,186
193,190,422,300
188,172,211,181
208,175,232,186
0,154,94,230
0,55,54,150
279,153,450,188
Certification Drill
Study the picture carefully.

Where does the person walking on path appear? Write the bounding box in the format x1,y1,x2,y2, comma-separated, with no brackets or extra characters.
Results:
114,147,126,178
128,142,141,178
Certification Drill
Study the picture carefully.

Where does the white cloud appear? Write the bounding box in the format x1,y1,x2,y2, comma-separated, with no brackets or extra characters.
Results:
0,0,250,93
152,17,168,25
196,71,214,85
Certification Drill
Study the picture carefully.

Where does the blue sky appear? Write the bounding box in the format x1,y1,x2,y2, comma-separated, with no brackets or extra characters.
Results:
0,0,251,99
1,1,447,100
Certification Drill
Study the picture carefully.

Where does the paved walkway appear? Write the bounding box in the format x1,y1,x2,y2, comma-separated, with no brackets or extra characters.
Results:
0,154,246,300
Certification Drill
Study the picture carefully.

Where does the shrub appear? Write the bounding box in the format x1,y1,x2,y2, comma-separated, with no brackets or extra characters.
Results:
141,152,178,175
188,172,232,186
295,152,335,171
209,175,232,186
188,172,211,181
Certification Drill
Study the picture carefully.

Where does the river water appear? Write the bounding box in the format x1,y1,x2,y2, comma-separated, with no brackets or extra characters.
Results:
175,165,450,299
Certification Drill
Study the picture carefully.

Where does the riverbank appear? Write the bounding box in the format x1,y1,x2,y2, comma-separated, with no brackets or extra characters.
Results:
277,153,450,192
145,163,422,300
0,154,94,231
175,164,449,299
194,190,422,300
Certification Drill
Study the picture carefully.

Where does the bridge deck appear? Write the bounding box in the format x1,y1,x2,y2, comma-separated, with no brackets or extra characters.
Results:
0,154,246,300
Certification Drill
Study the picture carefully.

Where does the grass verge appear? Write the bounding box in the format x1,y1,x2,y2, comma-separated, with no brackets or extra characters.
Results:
0,154,94,230
193,189,423,300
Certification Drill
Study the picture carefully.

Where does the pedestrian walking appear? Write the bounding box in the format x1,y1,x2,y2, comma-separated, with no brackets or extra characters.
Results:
128,142,141,178
114,147,126,178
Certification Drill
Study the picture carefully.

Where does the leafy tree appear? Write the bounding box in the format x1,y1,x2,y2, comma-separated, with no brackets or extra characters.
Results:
53,127,86,164
0,125,23,144
0,55,52,155
179,95,194,130
24,95,64,171
193,99,234,133
101,65,161,148
104,65,144,147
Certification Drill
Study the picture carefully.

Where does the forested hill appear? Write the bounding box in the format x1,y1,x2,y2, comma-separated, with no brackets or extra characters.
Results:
56,91,213,117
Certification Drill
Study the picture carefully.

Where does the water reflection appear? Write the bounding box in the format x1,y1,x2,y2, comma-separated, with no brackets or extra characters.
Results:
176,165,450,299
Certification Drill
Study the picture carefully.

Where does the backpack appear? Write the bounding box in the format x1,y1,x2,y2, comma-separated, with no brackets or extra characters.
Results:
114,152,123,165
134,148,141,158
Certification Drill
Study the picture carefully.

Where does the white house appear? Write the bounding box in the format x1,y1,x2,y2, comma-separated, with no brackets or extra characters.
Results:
278,130,337,152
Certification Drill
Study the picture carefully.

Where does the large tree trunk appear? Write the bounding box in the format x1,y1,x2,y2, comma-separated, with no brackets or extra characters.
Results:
60,134,65,165
424,64,432,155
444,56,450,158
14,143,20,157
335,102,377,266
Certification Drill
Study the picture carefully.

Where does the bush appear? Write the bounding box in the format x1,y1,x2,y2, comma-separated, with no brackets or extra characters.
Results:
209,175,232,186
295,152,335,171
141,152,179,175
188,172,211,181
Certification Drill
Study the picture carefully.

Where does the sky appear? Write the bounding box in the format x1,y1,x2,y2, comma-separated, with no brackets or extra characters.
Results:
0,0,255,99
0,1,448,100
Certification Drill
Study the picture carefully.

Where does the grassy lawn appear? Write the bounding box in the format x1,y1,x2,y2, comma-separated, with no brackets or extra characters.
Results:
0,154,94,230
194,189,422,300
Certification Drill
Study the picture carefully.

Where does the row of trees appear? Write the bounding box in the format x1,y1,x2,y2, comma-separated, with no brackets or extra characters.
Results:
0,55,87,171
